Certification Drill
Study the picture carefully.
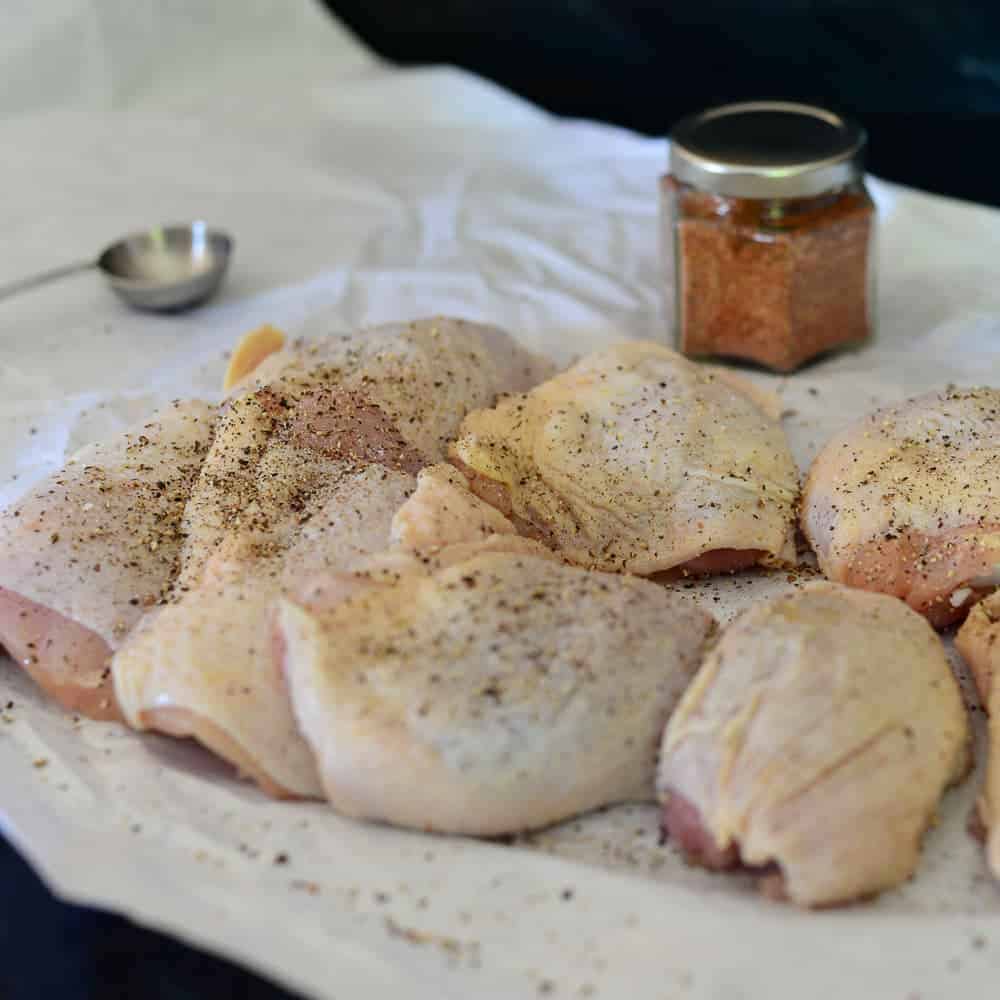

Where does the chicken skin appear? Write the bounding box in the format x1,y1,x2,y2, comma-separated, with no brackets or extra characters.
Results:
657,582,970,907
955,591,1000,878
112,319,552,798
0,401,215,719
276,467,715,835
449,342,798,576
802,388,1000,627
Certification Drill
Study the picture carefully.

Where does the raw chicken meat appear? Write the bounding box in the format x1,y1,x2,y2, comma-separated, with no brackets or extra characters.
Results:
113,464,413,798
224,317,553,453
276,466,715,834
0,401,215,719
955,592,1000,877
222,323,285,391
657,582,970,907
389,462,518,550
284,464,535,617
449,341,798,576
113,319,552,798
801,387,1000,627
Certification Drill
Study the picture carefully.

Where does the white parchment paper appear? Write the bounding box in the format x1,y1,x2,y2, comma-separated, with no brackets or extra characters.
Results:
2,3,1000,997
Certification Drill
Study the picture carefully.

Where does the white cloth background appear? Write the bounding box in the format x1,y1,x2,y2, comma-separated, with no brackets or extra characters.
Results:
2,2,1000,998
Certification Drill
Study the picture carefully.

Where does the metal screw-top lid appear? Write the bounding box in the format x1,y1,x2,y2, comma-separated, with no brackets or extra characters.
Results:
669,101,867,199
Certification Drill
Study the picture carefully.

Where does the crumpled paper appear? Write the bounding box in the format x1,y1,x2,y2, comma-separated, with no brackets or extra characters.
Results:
2,2,1000,998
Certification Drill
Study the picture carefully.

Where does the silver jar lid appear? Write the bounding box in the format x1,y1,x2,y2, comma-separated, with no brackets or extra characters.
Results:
669,101,867,199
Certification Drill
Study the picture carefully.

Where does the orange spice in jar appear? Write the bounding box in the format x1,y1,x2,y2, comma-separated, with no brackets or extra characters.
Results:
662,102,875,372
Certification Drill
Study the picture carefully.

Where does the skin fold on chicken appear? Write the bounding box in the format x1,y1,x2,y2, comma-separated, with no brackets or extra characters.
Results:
0,400,216,720
112,319,553,799
801,387,1000,627
657,582,971,907
955,591,1000,878
275,464,716,834
448,341,799,577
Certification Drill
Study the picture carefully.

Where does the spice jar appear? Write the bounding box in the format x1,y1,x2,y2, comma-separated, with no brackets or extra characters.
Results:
662,101,875,372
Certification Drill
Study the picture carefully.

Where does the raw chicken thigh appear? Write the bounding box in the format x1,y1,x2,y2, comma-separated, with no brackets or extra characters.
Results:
276,466,716,834
112,319,552,798
0,401,215,719
802,387,1000,627
956,592,1000,878
449,342,798,576
225,317,552,452
657,582,970,907
113,461,412,798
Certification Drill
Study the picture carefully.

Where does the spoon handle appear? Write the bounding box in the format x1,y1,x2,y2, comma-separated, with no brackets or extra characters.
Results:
0,259,97,303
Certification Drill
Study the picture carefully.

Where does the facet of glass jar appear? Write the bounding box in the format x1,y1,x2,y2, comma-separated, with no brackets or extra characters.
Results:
663,103,876,371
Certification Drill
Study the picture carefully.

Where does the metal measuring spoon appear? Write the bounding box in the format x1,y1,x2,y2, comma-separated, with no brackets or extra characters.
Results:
0,222,233,312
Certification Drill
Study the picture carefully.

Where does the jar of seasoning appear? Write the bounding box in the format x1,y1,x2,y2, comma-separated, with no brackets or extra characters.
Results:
661,101,875,372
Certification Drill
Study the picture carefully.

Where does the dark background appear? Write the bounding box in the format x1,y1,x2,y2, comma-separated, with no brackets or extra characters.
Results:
4,4,998,1000
333,0,1000,207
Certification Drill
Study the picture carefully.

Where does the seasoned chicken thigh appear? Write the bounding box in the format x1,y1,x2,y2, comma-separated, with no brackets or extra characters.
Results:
113,461,412,798
276,527,715,835
389,463,518,551
956,592,1000,878
802,388,1000,627
225,316,552,449
657,582,970,907
449,342,798,576
0,401,215,719
113,319,551,798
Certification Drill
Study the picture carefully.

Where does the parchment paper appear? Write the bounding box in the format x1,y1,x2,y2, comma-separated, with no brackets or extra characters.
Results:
3,3,1000,997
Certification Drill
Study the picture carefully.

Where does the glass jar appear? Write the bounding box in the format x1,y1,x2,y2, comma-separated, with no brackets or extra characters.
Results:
662,102,876,372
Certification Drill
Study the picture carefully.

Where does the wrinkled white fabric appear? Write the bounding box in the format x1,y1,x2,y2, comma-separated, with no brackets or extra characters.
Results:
2,2,1000,998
